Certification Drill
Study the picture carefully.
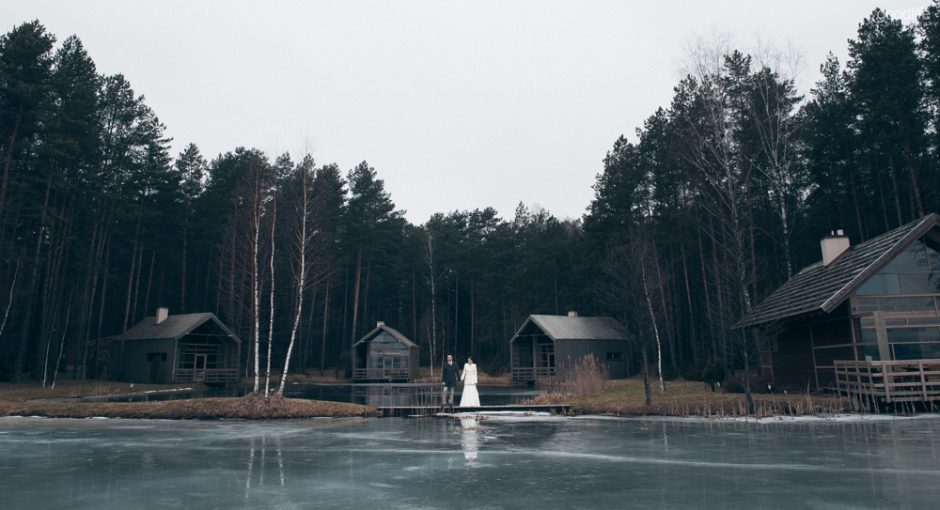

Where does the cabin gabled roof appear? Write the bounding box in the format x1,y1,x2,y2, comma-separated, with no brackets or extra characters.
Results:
737,213,940,328
116,313,240,344
511,314,629,342
354,323,418,348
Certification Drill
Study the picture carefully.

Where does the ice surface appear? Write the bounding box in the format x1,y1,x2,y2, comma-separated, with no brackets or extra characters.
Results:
1,415,939,509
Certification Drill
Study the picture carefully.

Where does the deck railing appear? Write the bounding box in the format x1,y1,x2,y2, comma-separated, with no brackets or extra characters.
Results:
358,383,442,410
834,359,940,404
352,367,411,381
172,368,240,384
511,366,556,383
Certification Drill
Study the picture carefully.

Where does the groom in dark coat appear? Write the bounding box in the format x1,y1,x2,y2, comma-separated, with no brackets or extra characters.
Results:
441,354,459,412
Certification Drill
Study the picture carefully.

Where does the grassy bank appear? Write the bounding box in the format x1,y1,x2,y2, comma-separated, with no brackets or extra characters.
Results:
0,380,190,402
535,378,852,417
0,380,377,419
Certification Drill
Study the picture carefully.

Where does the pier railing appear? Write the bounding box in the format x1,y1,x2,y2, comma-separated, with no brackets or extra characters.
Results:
511,367,556,383
352,368,411,381
834,359,940,404
172,368,239,384
361,383,441,411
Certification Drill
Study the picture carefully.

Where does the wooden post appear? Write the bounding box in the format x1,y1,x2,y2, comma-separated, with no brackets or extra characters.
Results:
873,312,891,403
920,361,928,401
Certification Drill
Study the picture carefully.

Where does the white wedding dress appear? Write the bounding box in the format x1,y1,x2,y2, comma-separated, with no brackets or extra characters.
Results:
459,363,480,407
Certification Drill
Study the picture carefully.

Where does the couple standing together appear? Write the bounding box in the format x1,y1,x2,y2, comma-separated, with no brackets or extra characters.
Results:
441,354,479,411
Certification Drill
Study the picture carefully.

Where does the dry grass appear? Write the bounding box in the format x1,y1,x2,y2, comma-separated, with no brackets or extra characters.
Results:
0,394,377,419
549,355,608,398
0,379,377,419
532,377,852,417
0,380,188,402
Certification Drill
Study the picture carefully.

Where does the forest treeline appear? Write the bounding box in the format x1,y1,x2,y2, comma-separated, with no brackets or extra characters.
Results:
2,7,940,385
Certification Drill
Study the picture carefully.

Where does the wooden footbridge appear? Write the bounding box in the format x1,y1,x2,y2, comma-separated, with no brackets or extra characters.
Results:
357,382,570,417
379,404,571,417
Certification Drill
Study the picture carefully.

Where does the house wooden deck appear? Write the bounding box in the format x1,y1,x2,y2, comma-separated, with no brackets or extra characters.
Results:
834,359,940,406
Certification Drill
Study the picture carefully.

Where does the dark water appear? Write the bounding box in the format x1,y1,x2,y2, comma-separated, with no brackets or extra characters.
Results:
1,414,939,509
92,383,540,407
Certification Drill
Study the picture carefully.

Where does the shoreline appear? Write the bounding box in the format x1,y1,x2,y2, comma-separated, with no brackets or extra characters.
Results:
0,395,378,420
0,378,871,421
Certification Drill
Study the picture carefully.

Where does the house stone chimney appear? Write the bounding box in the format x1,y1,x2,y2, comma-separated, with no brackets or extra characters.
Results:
821,230,850,266
155,307,169,325
567,311,578,318
376,321,385,328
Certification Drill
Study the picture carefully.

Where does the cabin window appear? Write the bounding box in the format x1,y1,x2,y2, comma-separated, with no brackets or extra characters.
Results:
147,352,167,362
179,344,221,369
537,342,555,368
882,241,930,273
858,274,901,295
606,352,623,361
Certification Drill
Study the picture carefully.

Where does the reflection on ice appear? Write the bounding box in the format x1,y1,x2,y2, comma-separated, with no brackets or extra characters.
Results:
460,417,480,464
2,415,940,509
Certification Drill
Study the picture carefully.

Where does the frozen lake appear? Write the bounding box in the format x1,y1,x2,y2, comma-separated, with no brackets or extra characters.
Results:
2,414,939,509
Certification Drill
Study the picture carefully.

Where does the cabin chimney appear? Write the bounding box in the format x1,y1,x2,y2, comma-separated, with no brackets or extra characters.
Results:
820,230,850,266
376,321,385,328
155,307,169,325
567,311,578,318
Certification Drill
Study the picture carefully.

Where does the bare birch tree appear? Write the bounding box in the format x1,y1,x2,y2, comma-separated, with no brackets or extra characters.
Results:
279,157,315,397
264,197,276,397
677,40,759,411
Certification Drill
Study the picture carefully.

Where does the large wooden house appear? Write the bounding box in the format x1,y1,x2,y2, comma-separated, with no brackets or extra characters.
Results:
109,308,240,384
353,322,419,382
738,214,940,402
510,312,630,383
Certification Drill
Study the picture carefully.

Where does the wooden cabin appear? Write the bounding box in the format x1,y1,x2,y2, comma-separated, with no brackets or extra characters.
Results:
353,322,419,382
510,312,630,383
109,308,240,385
738,214,940,403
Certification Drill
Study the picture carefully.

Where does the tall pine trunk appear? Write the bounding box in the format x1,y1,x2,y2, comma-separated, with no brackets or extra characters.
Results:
349,248,363,377
0,113,21,223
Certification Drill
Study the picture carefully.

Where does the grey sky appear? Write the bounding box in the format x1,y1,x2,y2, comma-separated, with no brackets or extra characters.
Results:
3,1,927,223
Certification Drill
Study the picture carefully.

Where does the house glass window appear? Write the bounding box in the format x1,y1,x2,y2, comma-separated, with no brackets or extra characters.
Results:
855,237,940,361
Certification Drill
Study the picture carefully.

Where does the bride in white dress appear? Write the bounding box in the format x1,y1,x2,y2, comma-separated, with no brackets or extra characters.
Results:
459,357,480,407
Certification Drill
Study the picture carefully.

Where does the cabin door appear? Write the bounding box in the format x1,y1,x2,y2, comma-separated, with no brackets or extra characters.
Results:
194,353,208,382
538,343,555,368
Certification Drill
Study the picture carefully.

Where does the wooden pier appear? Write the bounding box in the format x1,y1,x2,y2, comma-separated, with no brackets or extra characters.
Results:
344,382,570,416
378,404,571,417
834,359,940,408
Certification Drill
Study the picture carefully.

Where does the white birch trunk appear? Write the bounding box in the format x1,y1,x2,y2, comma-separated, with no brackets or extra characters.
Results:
640,256,666,393
0,258,20,346
50,302,72,390
279,172,311,397
252,188,262,394
265,198,276,397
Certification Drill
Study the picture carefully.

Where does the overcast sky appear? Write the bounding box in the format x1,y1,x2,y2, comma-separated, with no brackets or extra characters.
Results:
3,1,928,223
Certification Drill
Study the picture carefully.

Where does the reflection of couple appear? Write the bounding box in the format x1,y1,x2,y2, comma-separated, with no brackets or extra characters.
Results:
460,416,480,464
440,354,480,411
